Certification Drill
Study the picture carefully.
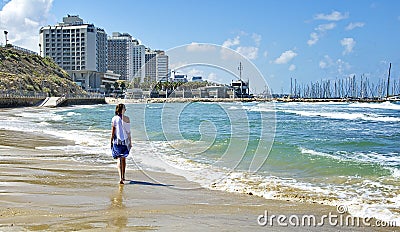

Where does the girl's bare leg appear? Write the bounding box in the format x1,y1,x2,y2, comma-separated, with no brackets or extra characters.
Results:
121,157,126,181
117,158,124,184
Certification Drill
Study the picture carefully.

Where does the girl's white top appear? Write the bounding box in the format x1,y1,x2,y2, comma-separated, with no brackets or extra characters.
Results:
111,115,131,143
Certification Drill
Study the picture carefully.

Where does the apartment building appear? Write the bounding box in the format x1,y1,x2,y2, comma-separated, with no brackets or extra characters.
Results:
132,40,145,82
145,49,169,82
107,32,134,81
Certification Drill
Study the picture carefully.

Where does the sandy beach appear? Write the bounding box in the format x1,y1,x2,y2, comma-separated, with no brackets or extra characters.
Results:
0,129,392,231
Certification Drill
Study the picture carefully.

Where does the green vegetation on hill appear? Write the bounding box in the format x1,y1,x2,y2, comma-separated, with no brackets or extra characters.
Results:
0,47,86,96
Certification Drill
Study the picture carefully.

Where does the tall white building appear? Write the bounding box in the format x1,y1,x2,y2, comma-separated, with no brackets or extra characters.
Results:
39,15,108,91
145,49,157,82
156,51,169,81
145,49,169,82
107,32,134,81
132,40,145,82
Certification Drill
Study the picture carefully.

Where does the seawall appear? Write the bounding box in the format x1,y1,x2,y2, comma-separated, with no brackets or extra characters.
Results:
0,97,46,108
0,97,106,108
59,98,106,106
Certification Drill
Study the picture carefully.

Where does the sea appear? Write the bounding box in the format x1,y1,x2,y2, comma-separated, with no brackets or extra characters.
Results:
0,101,399,224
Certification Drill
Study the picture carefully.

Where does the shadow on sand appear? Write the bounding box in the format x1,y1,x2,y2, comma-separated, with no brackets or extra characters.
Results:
126,180,174,187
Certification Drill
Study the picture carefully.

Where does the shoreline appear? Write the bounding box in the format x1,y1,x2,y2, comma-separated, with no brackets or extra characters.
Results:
0,96,398,108
106,97,399,104
0,129,387,231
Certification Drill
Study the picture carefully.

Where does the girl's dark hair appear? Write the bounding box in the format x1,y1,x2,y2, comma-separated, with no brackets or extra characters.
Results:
115,104,125,116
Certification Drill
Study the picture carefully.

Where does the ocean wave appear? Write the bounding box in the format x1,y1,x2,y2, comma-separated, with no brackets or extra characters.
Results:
66,112,81,116
127,140,400,223
388,167,400,178
284,110,400,122
300,147,400,167
16,111,65,121
350,101,400,110
248,104,276,112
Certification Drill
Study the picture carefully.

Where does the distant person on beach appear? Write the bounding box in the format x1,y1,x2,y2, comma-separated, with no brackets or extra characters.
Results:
110,103,132,184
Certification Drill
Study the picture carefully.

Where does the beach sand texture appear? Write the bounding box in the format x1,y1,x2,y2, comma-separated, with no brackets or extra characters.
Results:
0,130,387,231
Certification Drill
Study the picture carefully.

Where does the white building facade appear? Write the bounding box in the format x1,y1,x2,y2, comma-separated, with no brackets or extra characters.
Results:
132,41,145,82
156,51,168,82
145,49,157,82
39,15,108,91
145,49,169,82
107,32,134,81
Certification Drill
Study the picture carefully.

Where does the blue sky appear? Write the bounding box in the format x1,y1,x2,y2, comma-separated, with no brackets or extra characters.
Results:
1,0,399,93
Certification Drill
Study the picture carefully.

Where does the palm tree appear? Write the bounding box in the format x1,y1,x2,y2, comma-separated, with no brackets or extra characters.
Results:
113,81,119,91
120,81,126,92
105,83,111,93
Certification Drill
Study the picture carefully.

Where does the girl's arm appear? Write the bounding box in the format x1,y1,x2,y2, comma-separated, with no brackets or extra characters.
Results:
110,124,115,147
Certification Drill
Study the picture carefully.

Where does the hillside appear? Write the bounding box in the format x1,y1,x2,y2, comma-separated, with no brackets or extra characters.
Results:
0,47,86,96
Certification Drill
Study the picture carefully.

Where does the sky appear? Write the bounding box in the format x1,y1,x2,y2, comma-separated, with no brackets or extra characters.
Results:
0,0,399,93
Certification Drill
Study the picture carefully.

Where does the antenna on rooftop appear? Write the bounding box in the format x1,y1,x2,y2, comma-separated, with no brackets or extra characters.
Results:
238,62,243,81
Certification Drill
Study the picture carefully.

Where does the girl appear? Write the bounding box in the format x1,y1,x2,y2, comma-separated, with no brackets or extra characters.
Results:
110,103,132,184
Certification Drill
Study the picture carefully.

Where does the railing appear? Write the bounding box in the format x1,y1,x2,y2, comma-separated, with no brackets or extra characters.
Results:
56,96,67,105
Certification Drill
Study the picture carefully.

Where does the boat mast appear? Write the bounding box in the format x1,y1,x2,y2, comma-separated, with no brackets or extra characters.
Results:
386,63,391,99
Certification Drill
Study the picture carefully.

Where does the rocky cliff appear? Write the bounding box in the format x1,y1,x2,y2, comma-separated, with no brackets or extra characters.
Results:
0,47,86,96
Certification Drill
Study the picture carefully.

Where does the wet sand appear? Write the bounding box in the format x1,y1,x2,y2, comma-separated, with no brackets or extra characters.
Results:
0,130,392,231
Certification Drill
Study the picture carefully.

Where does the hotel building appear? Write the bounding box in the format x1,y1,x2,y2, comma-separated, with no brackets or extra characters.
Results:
39,15,108,91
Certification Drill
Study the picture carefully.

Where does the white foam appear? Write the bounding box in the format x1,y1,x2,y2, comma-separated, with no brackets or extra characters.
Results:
66,112,81,116
350,101,400,111
16,111,63,121
389,167,400,178
300,147,400,167
285,110,400,122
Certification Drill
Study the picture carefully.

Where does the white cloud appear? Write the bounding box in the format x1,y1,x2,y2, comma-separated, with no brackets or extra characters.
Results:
206,72,224,83
186,42,216,52
186,68,204,77
222,36,240,48
289,64,296,71
316,23,336,32
319,60,327,69
252,33,261,46
169,61,189,70
319,55,350,74
340,37,356,55
307,23,336,46
319,55,334,69
274,50,297,64
345,22,365,31
235,46,258,60
307,32,319,46
263,50,268,57
314,10,349,21
0,0,53,51
336,59,351,74
221,33,261,60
